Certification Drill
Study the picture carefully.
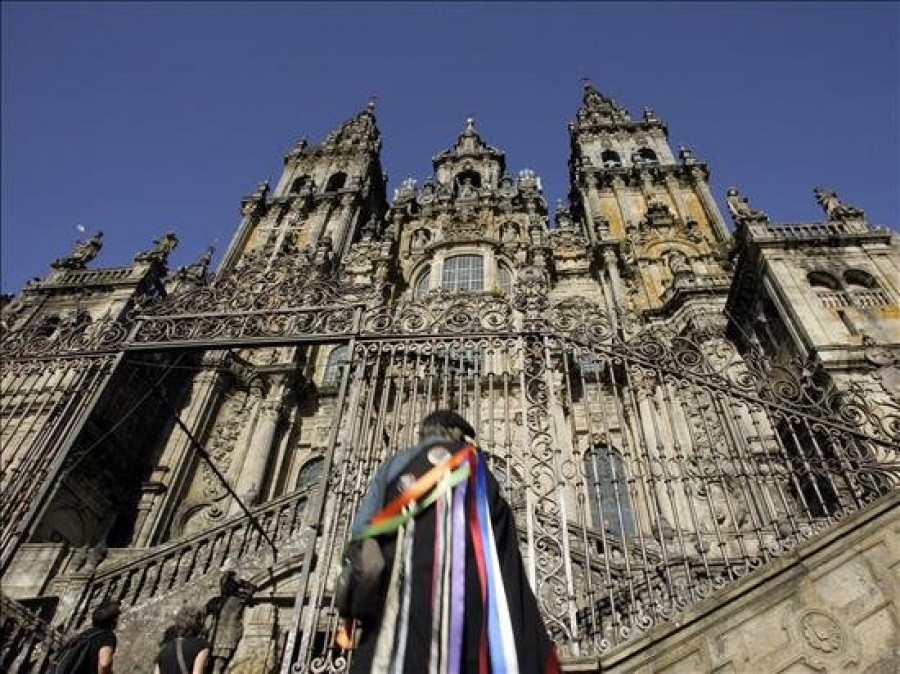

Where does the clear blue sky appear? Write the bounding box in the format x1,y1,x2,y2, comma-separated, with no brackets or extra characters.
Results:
2,2,898,294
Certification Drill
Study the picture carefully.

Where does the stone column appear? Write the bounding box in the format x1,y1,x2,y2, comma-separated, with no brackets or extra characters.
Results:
603,248,626,311
579,181,598,246
220,198,265,272
663,175,689,225
224,392,262,512
335,194,359,260
485,252,499,291
308,203,335,252
135,355,229,546
611,177,639,230
690,167,730,242
635,384,675,532
232,395,284,510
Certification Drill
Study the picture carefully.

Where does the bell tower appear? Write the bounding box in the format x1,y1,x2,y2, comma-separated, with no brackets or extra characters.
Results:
568,81,732,326
219,101,387,272
387,117,549,304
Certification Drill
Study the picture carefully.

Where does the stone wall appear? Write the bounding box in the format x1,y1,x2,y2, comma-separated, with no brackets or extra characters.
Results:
567,492,900,673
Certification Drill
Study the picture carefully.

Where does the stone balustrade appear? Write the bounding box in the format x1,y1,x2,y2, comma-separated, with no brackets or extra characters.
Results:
747,221,890,243
817,288,892,309
0,593,65,672
41,266,143,288
71,485,311,627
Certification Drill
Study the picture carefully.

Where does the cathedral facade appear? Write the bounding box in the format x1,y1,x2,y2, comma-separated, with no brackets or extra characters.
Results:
2,84,898,672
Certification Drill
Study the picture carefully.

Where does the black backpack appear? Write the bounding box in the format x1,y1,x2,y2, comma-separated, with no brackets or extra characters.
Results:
49,628,105,674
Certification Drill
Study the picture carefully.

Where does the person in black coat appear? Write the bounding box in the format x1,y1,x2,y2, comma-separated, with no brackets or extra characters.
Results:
337,409,559,673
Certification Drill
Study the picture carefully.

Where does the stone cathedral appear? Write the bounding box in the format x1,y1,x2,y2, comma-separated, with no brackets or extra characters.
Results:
2,83,899,673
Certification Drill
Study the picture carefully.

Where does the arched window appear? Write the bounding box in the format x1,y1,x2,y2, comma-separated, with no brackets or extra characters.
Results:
414,268,431,300
600,150,622,168
498,265,513,294
322,345,348,388
636,148,658,164
455,169,482,190
325,172,347,192
584,444,636,536
296,456,324,489
807,270,841,291
289,176,309,194
442,255,484,291
843,269,878,290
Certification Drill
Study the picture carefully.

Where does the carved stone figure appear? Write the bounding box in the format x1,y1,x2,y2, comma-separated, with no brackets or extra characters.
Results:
411,227,431,249
134,231,179,264
501,222,519,242
313,234,333,266
555,200,574,229
205,569,256,674
678,145,697,165
360,216,378,242
458,176,476,200
50,231,104,270
814,187,864,220
726,187,767,223
667,251,692,277
174,247,214,283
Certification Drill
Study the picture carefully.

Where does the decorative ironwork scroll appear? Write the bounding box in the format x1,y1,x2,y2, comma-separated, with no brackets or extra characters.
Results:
129,252,382,348
0,356,119,569
289,296,898,668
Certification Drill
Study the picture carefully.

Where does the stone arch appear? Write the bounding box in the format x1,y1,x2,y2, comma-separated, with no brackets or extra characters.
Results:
843,268,879,289
413,265,431,300
295,456,323,489
808,270,842,291
289,175,311,194
601,149,622,168
325,172,347,192
635,147,658,164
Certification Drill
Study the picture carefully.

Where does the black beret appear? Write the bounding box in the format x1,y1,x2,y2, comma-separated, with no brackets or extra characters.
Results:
421,409,476,438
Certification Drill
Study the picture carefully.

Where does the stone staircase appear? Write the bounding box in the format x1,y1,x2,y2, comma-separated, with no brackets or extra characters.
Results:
68,484,312,629
1,485,313,672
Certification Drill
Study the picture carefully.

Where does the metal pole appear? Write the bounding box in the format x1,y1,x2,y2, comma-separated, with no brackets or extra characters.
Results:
147,375,279,562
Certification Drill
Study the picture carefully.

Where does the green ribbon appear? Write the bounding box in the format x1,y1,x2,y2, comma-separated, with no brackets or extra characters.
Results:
354,464,471,541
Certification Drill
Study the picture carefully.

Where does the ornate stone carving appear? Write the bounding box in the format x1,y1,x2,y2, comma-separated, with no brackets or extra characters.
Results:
241,181,269,217
815,186,865,221
726,187,768,225
134,231,179,265
50,231,104,270
512,259,550,330
173,246,214,285
443,216,484,241
798,609,845,654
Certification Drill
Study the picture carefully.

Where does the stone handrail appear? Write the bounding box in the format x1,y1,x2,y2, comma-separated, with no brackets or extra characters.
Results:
72,484,312,626
747,221,890,242
0,593,66,672
41,266,144,288
816,288,892,309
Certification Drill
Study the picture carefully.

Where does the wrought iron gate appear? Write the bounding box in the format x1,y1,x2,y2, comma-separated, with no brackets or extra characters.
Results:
283,300,899,671
3,256,897,670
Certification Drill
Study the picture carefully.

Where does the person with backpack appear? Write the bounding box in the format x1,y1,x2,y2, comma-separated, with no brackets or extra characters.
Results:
52,600,120,674
154,608,210,674
335,409,559,673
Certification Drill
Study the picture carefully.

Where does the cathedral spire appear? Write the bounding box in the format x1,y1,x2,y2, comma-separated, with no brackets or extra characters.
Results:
575,80,632,129
319,101,381,154
430,116,506,189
